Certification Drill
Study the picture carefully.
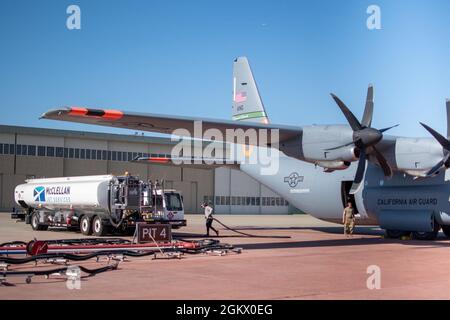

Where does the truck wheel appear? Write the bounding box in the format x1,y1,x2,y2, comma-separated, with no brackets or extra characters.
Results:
442,226,450,238
92,216,107,236
31,212,48,231
80,216,92,235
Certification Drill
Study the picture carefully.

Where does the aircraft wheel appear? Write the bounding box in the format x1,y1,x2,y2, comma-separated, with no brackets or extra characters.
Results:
92,216,107,236
385,230,410,239
412,222,440,240
80,215,92,235
31,212,48,231
442,226,450,238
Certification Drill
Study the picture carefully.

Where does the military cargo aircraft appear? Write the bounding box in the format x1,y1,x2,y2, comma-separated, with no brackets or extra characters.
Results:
42,57,450,240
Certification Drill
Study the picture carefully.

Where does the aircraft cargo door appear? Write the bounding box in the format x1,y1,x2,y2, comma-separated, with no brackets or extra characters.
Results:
341,181,358,213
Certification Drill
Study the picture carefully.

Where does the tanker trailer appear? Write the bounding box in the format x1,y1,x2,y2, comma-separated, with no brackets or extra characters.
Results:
14,174,143,236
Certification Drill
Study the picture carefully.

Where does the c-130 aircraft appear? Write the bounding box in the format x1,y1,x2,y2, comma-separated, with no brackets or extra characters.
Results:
42,57,450,241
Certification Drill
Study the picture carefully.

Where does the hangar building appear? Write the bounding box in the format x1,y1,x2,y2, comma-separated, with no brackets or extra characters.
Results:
0,125,293,214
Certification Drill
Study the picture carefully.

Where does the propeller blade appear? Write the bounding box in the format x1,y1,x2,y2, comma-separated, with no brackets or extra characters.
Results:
330,93,362,131
350,148,366,194
379,124,399,133
324,141,355,151
426,152,450,177
426,159,445,177
372,145,393,178
420,122,450,151
446,99,450,139
361,84,374,128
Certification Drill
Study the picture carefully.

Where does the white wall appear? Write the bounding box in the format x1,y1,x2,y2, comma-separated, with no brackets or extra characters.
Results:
214,167,290,215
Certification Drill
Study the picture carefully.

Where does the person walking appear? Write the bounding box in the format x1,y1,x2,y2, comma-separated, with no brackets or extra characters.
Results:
343,201,355,237
202,202,219,237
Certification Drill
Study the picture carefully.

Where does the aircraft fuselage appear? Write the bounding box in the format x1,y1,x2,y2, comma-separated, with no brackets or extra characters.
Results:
240,153,450,232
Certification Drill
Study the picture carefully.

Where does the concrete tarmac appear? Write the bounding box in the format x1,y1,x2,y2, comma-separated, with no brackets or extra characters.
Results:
1,213,450,300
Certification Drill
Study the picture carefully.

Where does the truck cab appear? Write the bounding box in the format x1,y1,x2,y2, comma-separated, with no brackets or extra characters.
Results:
141,187,186,229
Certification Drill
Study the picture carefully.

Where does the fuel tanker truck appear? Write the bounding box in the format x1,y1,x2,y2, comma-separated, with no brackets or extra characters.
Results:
14,174,186,236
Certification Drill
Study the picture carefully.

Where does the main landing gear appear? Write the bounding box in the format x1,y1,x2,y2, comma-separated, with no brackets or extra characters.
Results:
385,221,441,241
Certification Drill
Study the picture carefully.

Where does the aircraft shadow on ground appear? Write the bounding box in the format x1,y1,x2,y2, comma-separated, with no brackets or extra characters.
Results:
231,226,383,235
234,236,450,250
175,226,383,237
173,232,249,239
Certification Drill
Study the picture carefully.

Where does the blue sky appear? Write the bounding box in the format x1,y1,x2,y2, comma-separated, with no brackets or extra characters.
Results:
0,0,449,137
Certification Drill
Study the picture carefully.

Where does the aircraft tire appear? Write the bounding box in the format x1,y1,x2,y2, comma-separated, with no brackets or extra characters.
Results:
385,230,410,239
442,225,450,238
411,222,440,241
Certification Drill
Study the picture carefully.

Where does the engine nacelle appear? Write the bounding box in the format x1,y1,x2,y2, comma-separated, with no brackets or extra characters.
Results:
326,147,359,163
299,125,360,163
394,137,444,177
316,160,351,171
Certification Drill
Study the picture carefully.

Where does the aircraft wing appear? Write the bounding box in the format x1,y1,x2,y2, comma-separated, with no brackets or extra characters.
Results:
41,107,302,145
132,156,241,169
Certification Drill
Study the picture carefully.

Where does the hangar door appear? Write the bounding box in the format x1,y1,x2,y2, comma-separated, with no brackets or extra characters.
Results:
190,182,198,214
174,181,199,214
0,174,2,209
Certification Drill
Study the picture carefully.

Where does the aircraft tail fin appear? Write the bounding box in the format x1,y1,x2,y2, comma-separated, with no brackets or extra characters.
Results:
232,57,270,124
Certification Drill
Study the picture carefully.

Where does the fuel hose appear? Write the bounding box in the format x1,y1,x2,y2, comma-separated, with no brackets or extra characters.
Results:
213,218,291,239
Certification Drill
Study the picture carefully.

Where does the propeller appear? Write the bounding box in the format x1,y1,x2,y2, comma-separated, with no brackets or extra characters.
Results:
420,123,450,176
420,100,450,176
328,85,398,194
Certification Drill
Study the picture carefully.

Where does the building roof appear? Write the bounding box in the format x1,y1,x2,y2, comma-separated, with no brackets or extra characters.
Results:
0,124,179,145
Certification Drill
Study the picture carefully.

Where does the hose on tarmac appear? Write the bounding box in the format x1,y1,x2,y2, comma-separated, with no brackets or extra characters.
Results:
0,262,119,277
0,250,157,264
1,238,131,248
212,218,291,239
0,239,239,264
0,241,27,247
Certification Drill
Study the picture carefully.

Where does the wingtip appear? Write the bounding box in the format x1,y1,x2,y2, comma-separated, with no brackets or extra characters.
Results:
39,107,71,120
